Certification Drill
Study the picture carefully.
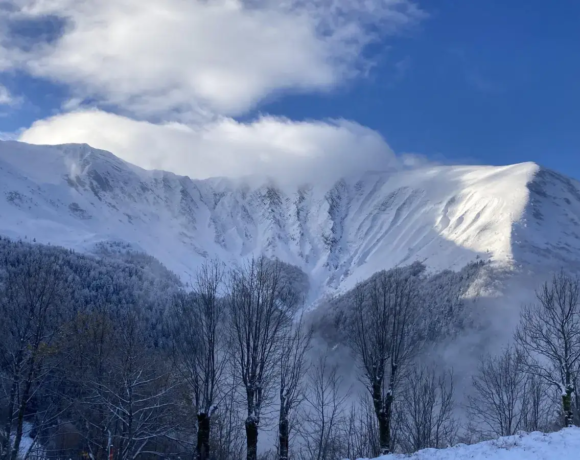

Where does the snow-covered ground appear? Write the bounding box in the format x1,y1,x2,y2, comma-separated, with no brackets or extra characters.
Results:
363,429,580,460
2,140,580,302
16,422,38,459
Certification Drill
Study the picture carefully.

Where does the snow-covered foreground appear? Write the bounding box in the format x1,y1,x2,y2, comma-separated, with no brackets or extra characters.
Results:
363,429,580,460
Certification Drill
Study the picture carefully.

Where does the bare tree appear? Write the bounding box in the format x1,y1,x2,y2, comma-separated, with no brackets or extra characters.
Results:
397,366,456,453
103,312,176,460
348,270,423,455
169,260,227,460
520,374,555,433
342,398,379,460
277,316,312,460
227,257,298,460
515,272,580,428
59,308,118,460
467,347,527,438
57,278,161,460
0,250,69,460
297,354,349,460
209,373,245,460
467,346,555,439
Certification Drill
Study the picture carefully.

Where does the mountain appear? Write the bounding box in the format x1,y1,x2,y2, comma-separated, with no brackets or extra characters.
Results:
1,140,580,303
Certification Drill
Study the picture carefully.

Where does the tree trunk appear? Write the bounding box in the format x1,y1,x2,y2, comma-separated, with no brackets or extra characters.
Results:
11,371,35,460
10,408,24,460
371,380,390,456
384,390,394,455
1,371,19,460
563,384,574,428
381,362,398,455
377,412,390,456
245,417,258,460
278,415,289,460
197,413,211,460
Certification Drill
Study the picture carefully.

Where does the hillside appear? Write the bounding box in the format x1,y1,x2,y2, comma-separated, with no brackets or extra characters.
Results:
2,140,580,302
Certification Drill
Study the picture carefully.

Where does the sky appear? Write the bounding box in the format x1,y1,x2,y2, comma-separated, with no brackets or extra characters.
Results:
0,0,579,181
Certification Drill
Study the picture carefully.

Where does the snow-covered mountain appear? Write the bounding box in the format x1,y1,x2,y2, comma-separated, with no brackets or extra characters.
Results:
1,140,580,302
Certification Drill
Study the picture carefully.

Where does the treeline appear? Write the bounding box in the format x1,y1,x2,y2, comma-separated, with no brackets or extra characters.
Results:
0,237,578,460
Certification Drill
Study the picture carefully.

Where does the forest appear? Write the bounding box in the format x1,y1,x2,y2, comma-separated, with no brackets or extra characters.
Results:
0,237,578,460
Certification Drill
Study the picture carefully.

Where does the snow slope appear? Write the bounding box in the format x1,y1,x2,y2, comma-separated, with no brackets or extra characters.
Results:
364,429,580,460
2,140,580,301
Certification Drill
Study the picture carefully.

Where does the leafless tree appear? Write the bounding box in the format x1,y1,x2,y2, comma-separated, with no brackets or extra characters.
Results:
520,374,555,433
227,257,299,460
59,308,118,460
209,373,245,460
515,272,580,428
342,398,378,459
277,316,312,460
348,270,423,455
397,366,456,453
0,250,69,460
297,354,350,460
90,312,176,460
467,347,553,439
169,260,227,460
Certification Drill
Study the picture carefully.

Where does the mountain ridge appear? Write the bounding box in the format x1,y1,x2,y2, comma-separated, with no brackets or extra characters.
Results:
2,140,580,302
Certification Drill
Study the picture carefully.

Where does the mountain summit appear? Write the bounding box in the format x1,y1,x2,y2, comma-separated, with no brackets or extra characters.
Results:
1,140,580,301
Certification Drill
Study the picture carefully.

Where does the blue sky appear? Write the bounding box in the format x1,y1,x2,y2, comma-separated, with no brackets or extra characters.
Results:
257,0,580,176
1,0,579,180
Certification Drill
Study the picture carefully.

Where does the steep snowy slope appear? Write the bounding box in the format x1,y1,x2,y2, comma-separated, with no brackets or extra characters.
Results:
1,140,580,301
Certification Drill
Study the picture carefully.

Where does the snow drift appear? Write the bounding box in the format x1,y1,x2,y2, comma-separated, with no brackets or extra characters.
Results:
363,428,580,460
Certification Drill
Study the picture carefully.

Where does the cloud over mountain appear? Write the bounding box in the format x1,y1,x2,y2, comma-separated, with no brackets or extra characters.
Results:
20,110,398,184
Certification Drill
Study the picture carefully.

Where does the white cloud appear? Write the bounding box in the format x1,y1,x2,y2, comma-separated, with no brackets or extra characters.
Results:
6,0,424,118
6,0,427,185
0,85,17,106
19,109,398,185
